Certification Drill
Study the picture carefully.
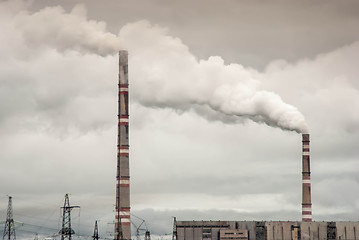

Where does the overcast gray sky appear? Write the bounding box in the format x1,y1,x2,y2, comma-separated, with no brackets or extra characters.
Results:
0,0,359,239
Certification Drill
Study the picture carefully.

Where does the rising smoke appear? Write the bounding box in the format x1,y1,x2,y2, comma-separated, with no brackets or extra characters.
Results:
12,3,121,56
3,1,308,133
119,21,309,133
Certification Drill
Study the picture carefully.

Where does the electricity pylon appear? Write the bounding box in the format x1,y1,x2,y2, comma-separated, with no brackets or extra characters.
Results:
172,217,177,240
3,196,16,240
92,220,99,240
59,194,80,240
144,231,151,240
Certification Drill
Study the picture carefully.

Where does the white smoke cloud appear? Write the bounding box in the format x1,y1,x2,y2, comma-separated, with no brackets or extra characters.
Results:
11,2,122,56
119,21,308,133
0,1,308,133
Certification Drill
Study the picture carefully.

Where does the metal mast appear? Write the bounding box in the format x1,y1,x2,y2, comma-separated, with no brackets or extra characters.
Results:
115,50,131,240
92,221,99,240
3,196,16,240
172,217,177,240
59,194,80,240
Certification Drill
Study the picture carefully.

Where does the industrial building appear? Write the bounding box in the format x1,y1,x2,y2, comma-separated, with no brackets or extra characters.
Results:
174,220,359,240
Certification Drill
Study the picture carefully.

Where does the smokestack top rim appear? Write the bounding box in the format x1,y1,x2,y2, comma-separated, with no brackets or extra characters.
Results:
302,133,310,141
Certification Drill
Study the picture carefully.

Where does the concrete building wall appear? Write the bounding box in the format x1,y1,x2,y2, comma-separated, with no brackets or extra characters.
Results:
236,222,256,240
264,221,301,240
337,222,359,240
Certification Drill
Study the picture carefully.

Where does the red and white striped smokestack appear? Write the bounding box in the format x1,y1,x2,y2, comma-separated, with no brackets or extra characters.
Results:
302,133,312,222
115,50,131,240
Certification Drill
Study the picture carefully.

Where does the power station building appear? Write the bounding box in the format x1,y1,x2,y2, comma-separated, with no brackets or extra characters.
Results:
174,220,359,240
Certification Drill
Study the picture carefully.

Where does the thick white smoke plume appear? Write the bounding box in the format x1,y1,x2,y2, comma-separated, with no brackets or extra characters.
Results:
119,21,308,133
8,1,121,56
2,1,308,133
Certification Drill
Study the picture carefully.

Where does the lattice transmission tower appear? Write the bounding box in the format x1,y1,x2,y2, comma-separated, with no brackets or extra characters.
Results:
59,194,80,240
3,196,16,240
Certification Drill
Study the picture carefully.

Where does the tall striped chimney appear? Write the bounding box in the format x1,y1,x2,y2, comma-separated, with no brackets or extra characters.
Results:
115,50,131,240
302,133,312,222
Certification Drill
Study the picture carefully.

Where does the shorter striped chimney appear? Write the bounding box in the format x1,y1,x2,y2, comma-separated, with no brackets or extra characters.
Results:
302,133,312,222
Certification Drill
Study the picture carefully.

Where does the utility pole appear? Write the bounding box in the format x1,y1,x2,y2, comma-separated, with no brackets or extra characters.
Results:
131,214,151,240
92,221,99,240
3,196,16,240
59,194,80,240
172,217,177,240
